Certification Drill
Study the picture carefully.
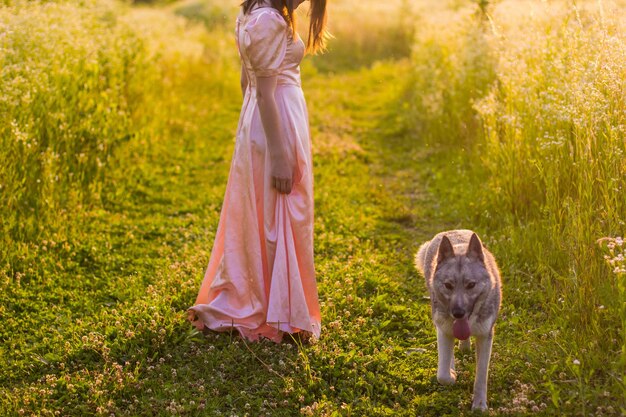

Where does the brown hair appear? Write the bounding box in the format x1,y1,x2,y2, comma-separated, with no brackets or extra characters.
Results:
242,0,328,54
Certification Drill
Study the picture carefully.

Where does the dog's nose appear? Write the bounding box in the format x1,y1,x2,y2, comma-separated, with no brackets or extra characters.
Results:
452,308,466,319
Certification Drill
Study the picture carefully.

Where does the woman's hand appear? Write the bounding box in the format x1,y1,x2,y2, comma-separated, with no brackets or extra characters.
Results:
269,146,293,194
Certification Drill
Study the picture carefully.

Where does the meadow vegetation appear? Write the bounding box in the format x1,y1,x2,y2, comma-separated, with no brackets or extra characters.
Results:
408,0,625,405
0,0,624,415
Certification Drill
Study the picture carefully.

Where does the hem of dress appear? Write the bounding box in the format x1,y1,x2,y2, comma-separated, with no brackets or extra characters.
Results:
188,308,321,344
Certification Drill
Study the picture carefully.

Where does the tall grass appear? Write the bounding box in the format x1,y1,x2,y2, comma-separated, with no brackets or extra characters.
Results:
301,0,416,72
0,0,238,274
475,0,626,318
0,0,152,242
410,0,625,395
409,4,495,145
171,0,234,29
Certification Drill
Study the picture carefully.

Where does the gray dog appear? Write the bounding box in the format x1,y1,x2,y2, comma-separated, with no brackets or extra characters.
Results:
415,230,502,411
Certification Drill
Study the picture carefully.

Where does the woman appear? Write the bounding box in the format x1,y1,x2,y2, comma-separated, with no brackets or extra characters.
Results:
188,0,328,342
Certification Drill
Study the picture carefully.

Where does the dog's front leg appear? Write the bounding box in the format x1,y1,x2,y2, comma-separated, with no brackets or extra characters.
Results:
436,326,456,385
472,331,493,411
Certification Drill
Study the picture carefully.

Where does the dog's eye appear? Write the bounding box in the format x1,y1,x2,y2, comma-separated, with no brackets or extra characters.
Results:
444,283,453,290
466,282,476,289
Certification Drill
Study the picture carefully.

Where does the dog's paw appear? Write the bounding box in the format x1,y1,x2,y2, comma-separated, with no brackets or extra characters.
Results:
437,369,457,385
471,397,488,412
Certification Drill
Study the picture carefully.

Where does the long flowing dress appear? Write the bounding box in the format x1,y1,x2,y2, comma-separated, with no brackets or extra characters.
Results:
188,6,321,343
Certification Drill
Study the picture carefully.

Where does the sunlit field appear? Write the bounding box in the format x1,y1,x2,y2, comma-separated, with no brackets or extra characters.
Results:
409,0,626,411
1,0,624,415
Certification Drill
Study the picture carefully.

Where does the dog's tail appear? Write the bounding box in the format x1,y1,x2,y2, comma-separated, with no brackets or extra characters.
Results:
414,240,430,275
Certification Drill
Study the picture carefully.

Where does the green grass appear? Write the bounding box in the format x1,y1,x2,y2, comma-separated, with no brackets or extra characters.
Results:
407,1,626,411
1,0,625,415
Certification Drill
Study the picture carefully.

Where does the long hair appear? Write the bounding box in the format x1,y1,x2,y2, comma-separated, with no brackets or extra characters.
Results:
242,0,328,54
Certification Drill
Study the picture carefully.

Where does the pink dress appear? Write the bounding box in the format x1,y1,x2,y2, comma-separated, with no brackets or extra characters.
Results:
188,6,321,343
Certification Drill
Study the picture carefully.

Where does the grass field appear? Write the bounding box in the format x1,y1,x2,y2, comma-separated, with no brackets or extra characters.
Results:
1,0,625,415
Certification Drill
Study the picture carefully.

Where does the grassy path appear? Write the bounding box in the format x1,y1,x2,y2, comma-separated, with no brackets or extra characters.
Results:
3,0,625,413
2,57,600,416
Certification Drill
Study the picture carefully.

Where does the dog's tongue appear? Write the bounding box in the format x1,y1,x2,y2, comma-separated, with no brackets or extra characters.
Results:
453,318,471,340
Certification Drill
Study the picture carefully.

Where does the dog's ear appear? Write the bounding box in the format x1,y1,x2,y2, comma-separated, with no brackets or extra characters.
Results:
467,233,485,263
437,235,455,264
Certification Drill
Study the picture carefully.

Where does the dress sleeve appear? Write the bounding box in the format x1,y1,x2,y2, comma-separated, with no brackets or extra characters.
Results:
243,11,287,77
